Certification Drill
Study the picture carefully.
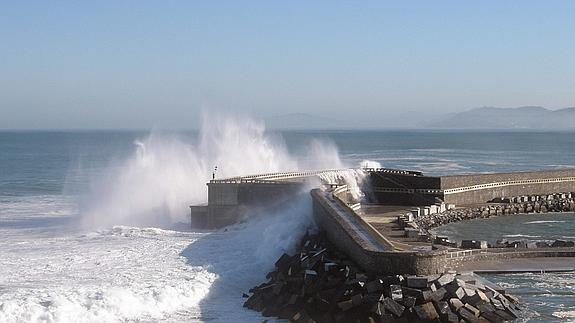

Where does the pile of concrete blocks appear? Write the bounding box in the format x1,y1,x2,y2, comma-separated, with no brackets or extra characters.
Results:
460,240,489,249
434,236,458,248
244,233,521,322
495,239,575,249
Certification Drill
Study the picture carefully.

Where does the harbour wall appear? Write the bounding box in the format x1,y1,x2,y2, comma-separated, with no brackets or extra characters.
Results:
198,181,304,228
441,169,575,205
364,168,575,206
311,185,575,275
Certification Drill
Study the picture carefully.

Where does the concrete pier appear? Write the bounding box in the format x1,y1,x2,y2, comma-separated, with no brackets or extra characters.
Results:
193,167,575,275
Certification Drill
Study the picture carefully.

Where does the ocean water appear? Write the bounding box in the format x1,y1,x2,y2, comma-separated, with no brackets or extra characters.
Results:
1,126,575,322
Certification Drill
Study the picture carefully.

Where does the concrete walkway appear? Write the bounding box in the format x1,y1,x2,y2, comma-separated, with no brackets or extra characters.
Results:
456,257,575,273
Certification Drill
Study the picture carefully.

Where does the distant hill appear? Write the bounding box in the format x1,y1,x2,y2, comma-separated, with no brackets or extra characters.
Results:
422,106,575,130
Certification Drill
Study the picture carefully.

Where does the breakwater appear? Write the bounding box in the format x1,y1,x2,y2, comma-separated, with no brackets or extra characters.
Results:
244,233,522,323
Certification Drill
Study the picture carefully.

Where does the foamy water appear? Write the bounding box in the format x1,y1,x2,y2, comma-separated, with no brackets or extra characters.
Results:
0,194,318,322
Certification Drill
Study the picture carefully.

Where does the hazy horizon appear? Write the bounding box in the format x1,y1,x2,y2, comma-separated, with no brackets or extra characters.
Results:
2,2,574,129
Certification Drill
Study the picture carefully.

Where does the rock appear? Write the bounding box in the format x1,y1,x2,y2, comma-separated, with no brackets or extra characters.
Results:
406,276,428,289
401,295,417,308
337,299,354,311
464,303,481,317
365,279,383,293
390,284,403,301
480,311,506,323
436,273,456,287
505,293,521,305
382,297,405,317
458,306,479,322
413,302,439,321
449,298,464,311
275,253,293,269
430,287,447,302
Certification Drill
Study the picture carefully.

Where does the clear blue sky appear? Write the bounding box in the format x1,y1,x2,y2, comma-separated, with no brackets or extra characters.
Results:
1,1,574,129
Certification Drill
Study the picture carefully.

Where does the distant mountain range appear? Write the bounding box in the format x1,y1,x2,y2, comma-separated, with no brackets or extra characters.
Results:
422,106,575,130
265,107,575,130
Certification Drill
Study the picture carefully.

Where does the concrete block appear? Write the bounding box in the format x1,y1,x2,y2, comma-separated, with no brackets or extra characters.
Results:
337,299,354,311
401,286,423,300
406,276,428,289
480,311,506,323
434,300,450,315
430,287,447,302
390,284,403,301
365,279,383,293
458,307,478,322
449,298,464,311
436,273,456,287
382,297,405,317
401,295,416,308
414,302,439,321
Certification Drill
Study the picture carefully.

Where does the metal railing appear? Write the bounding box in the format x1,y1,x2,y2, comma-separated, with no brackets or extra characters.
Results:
210,168,355,184
362,167,423,176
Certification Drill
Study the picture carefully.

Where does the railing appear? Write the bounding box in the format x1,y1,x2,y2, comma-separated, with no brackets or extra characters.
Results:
210,168,356,184
331,184,401,251
210,167,424,184
446,249,485,259
362,167,423,176
371,187,444,195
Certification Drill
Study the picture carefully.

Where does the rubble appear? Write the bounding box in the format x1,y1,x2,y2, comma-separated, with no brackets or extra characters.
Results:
244,233,522,322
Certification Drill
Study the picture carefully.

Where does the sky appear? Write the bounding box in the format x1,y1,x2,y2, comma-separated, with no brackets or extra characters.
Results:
1,1,574,129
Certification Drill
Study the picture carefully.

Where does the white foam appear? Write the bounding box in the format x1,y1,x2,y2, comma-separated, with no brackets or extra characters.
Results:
0,224,214,323
503,234,542,239
524,220,566,224
553,310,575,319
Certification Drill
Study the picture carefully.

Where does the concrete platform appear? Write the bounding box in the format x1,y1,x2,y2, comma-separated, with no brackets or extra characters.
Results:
360,204,431,251
456,257,575,274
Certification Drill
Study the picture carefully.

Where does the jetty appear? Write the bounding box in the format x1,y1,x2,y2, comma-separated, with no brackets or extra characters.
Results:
190,168,575,275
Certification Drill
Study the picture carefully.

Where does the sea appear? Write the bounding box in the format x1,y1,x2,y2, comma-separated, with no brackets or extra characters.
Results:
1,120,575,322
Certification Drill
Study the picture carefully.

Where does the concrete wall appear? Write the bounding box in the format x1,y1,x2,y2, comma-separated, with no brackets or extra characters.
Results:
441,169,575,188
363,172,442,206
311,188,448,275
363,169,575,206
311,187,575,276
200,181,306,228
441,169,575,205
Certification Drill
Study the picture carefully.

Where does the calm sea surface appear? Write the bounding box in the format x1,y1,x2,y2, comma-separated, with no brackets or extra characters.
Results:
1,130,574,322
